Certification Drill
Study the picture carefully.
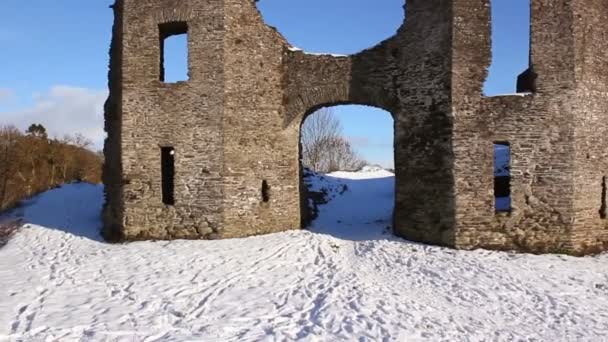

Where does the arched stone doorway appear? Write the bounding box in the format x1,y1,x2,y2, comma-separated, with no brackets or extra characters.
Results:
298,105,395,239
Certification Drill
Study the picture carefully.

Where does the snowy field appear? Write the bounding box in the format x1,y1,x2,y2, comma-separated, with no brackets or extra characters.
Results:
1,169,608,341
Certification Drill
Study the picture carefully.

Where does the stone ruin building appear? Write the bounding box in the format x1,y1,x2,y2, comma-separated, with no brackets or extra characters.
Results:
103,0,608,255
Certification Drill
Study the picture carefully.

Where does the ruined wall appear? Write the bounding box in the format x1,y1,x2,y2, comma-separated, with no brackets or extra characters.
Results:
571,0,608,252
104,0,458,246
385,1,455,246
102,0,124,241
104,0,227,240
219,0,297,237
283,1,456,246
453,0,574,252
103,0,608,255
451,0,578,253
450,0,608,254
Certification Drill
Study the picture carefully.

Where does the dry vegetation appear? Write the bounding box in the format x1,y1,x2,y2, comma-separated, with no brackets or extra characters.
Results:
0,124,103,212
0,219,21,247
301,108,366,173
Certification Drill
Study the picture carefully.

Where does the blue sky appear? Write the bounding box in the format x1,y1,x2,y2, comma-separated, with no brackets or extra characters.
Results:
0,0,530,168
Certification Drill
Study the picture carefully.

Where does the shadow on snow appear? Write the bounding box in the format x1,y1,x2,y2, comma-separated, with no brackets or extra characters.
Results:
305,172,396,242
1,171,398,244
1,183,105,242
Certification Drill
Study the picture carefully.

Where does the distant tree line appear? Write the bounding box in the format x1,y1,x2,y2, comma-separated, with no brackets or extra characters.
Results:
0,124,103,212
301,108,366,173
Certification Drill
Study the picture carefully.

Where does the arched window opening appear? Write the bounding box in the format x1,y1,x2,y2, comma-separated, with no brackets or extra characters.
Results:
484,0,531,96
256,0,404,55
300,105,395,240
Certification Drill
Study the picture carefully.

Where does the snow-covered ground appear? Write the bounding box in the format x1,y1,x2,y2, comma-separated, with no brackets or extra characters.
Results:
1,171,608,341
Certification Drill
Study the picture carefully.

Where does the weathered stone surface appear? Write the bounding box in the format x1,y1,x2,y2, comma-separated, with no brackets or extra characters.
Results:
103,0,608,255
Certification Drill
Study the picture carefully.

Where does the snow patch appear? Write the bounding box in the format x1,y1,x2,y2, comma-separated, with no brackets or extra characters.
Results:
487,92,533,98
288,46,348,58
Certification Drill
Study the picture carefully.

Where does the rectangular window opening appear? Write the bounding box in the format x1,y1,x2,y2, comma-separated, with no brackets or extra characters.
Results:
484,0,532,96
159,21,189,83
262,180,270,203
601,176,607,219
161,147,175,205
494,142,511,213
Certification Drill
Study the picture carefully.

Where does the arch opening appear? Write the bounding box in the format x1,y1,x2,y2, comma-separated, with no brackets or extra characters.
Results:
299,105,395,241
255,0,405,55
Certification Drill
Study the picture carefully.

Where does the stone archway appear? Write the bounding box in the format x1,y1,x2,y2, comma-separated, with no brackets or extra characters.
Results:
297,104,396,236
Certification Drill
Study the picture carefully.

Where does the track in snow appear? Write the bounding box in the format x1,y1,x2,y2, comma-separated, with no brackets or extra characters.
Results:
1,172,608,341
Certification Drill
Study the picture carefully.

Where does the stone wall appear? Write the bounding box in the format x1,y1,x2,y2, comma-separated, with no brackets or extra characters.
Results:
104,0,227,240
102,0,124,241
103,0,608,255
571,0,608,252
449,0,608,254
451,0,579,253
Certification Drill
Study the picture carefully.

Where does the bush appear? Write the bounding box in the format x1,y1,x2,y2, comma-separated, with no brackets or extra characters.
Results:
0,219,21,247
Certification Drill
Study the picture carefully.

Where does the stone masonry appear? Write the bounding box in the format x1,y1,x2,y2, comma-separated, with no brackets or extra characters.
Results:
103,0,608,255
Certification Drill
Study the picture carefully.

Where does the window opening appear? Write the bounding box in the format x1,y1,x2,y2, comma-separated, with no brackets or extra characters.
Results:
262,180,270,203
161,147,175,205
484,0,531,96
159,22,188,82
601,176,607,219
494,142,511,212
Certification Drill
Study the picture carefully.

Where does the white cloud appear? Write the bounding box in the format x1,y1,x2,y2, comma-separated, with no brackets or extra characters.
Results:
0,88,15,103
0,86,108,150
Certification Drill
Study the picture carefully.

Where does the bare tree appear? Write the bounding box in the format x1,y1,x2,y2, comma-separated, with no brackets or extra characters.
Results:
62,133,93,150
301,108,340,171
0,126,22,209
301,108,366,173
324,136,366,172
